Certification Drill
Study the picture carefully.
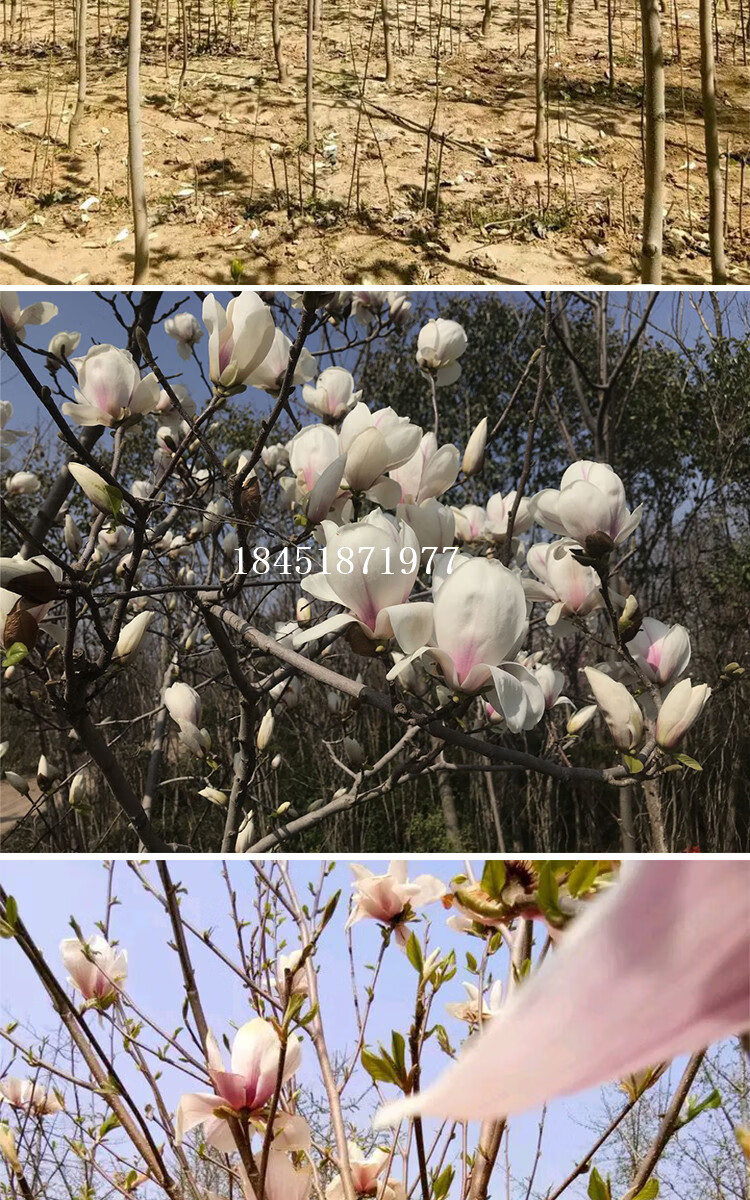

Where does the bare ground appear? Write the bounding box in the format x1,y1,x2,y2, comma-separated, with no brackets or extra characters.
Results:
0,0,749,284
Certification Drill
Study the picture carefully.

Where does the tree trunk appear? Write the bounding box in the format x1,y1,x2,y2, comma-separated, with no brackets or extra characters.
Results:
272,0,287,83
68,0,87,150
640,0,665,281
482,0,492,37
566,0,575,36
306,0,315,145
533,0,546,162
127,0,150,282
699,0,728,282
382,0,394,84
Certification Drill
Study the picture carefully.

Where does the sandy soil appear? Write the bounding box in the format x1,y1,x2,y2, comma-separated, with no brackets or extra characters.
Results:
0,0,748,284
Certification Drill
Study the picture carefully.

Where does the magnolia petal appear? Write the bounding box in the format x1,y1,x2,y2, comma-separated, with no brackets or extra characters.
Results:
376,860,750,1125
175,1091,225,1143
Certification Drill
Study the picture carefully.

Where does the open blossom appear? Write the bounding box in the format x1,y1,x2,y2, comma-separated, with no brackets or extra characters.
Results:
62,345,160,428
584,666,643,751
0,291,58,340
398,498,455,560
389,432,460,504
446,980,503,1025
524,539,603,629
339,403,422,495
176,1019,302,1151
0,555,62,653
326,1143,406,1200
202,292,276,390
165,311,204,359
532,462,642,550
387,556,545,733
5,471,40,495
251,328,316,395
276,949,309,997
296,510,420,650
630,618,691,685
303,365,360,420
60,934,127,1005
416,318,467,386
0,401,27,465
0,1078,63,1116
347,861,445,945
655,678,711,749
376,861,750,1125
249,1152,312,1200
47,331,81,362
485,490,533,539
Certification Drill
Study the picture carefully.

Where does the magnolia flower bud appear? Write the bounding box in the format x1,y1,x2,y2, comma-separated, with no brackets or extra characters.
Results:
584,667,643,751
0,1123,20,1174
343,736,365,768
271,753,282,770
198,786,228,806
235,811,256,853
6,471,40,495
296,596,312,625
256,710,275,751
655,678,711,750
64,513,83,554
113,610,154,661
37,754,56,789
3,770,29,796
68,462,123,517
306,454,346,524
47,330,81,364
68,773,86,806
618,594,643,643
462,416,487,477
566,704,597,736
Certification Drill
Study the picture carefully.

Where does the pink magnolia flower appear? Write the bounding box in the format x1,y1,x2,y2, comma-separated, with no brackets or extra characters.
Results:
524,540,603,629
63,345,160,428
60,934,127,1005
0,1078,63,1116
389,433,460,504
346,861,445,945
248,1152,312,1200
485,490,533,539
202,292,276,390
386,556,545,733
376,860,750,1124
630,618,691,685
655,678,711,749
451,504,487,542
326,1143,406,1200
176,1019,302,1151
531,462,642,548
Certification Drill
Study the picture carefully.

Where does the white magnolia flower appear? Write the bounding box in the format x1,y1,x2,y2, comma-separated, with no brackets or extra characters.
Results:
165,311,204,359
416,318,467,386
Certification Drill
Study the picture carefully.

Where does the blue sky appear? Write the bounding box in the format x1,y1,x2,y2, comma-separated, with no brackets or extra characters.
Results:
0,856,647,1197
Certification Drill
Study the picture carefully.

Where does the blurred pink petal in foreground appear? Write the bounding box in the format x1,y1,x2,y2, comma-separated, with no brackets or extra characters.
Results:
377,860,750,1124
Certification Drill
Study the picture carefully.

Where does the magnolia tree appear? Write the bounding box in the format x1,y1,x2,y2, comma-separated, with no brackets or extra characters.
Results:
0,290,742,854
0,858,747,1200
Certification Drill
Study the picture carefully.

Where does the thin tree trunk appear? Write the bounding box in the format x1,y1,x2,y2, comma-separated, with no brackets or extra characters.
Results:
642,778,667,851
305,0,315,145
272,0,287,83
482,0,492,36
640,0,665,281
533,0,546,162
69,0,87,150
566,0,575,36
127,0,149,282
382,0,394,84
699,0,728,282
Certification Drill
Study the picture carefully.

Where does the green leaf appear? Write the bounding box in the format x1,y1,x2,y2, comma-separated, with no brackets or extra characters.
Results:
361,1049,399,1086
405,931,424,975
98,1112,120,1138
566,860,600,898
320,890,340,930
465,951,478,973
3,896,18,931
674,752,703,772
481,860,507,901
632,1180,659,1200
623,754,644,775
391,1032,407,1081
432,1164,455,1200
2,642,29,667
105,485,123,520
536,863,562,922
587,1167,611,1200
683,1088,721,1124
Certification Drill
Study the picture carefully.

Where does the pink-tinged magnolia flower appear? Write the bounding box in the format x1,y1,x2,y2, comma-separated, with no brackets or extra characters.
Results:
531,462,642,548
296,510,420,649
485,490,533,539
584,666,643,751
249,1151,312,1200
346,861,446,946
451,504,487,542
251,328,316,396
416,318,467,386
175,1019,302,1151
326,1143,406,1200
655,678,711,749
0,292,58,340
202,292,276,390
389,433,460,504
524,540,603,629
303,366,360,420
164,311,204,359
60,934,127,1005
63,345,160,428
0,1077,64,1116
387,556,545,733
446,980,503,1025
377,860,750,1124
286,424,340,499
630,618,691,685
